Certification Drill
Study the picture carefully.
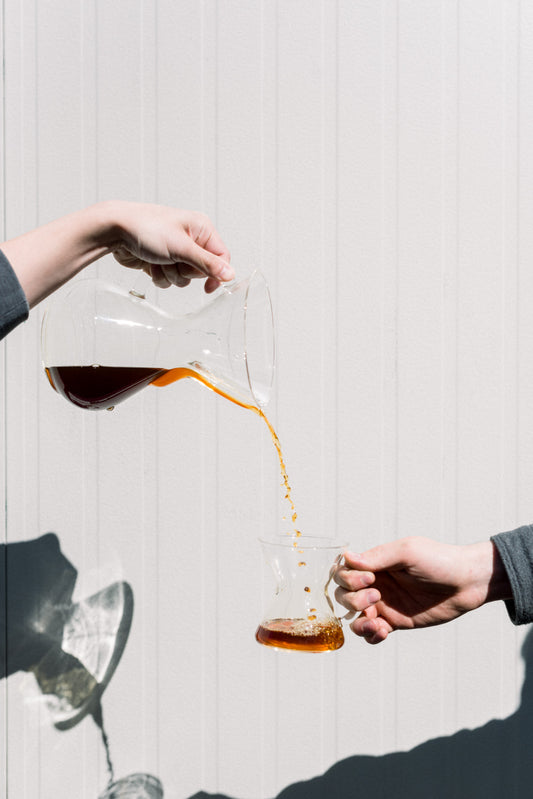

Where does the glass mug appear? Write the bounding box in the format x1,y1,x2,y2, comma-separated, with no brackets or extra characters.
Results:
256,536,347,653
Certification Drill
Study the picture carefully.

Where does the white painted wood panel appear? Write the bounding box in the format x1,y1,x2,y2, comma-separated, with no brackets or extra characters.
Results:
1,1,532,797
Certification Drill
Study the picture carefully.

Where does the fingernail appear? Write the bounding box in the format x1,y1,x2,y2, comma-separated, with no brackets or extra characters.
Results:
366,590,380,605
219,264,234,280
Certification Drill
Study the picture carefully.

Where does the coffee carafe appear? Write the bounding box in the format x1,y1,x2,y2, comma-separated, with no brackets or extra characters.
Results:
41,270,274,411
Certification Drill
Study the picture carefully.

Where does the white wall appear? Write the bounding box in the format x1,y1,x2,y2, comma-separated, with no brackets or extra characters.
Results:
1,1,533,797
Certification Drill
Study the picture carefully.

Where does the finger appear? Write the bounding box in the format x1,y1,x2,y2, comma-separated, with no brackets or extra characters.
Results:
204,275,223,294
334,563,376,591
334,586,380,614
345,540,414,574
196,223,231,263
361,602,378,619
350,615,392,645
113,248,143,270
135,260,222,293
160,264,192,288
161,263,224,293
174,238,234,284
115,239,234,286
163,262,208,280
193,245,234,283
161,263,222,293
145,264,171,289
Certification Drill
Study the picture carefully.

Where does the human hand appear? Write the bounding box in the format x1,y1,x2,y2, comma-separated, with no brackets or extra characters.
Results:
109,203,233,293
334,537,511,644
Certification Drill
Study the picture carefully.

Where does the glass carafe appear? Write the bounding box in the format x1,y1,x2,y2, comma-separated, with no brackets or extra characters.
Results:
41,270,274,411
256,536,347,653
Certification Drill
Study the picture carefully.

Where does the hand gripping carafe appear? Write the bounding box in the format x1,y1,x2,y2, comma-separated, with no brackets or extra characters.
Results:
41,270,274,412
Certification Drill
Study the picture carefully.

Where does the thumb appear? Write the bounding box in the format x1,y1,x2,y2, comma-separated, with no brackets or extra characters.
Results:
345,539,412,573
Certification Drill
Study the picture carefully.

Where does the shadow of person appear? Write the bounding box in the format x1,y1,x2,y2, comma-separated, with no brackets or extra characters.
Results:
0,532,133,731
189,626,533,799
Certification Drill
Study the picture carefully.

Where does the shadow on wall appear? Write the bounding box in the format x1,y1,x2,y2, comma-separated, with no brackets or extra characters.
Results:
5,535,532,798
0,532,133,730
191,626,533,799
0,533,167,798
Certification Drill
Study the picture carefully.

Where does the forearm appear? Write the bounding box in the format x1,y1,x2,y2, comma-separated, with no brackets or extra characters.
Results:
1,203,119,308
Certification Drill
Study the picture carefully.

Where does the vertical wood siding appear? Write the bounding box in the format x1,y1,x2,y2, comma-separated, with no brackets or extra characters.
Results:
1,1,532,797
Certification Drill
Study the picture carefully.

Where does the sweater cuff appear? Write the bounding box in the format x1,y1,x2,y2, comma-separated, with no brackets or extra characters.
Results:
491,525,533,625
0,249,29,340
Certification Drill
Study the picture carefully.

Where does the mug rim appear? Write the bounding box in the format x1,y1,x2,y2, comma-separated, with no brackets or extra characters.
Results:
258,535,348,551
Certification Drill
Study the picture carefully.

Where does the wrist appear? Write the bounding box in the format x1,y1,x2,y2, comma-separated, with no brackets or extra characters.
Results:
486,540,513,603
85,201,129,251
465,540,512,607
1,203,119,307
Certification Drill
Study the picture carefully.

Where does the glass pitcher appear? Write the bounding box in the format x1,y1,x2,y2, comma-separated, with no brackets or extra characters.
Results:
41,270,274,411
256,535,347,653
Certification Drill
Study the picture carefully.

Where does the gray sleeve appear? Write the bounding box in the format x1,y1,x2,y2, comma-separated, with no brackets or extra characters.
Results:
0,249,29,340
491,525,533,625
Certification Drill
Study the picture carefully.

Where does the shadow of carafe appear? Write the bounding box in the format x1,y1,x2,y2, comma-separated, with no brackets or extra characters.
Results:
1,532,167,797
1,532,133,730
189,626,533,799
96,772,164,799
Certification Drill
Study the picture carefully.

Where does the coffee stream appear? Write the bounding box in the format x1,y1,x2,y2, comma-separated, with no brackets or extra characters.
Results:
92,701,115,787
46,364,321,654
92,701,163,797
157,369,300,532
142,368,299,532
46,365,300,533
158,370,301,534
